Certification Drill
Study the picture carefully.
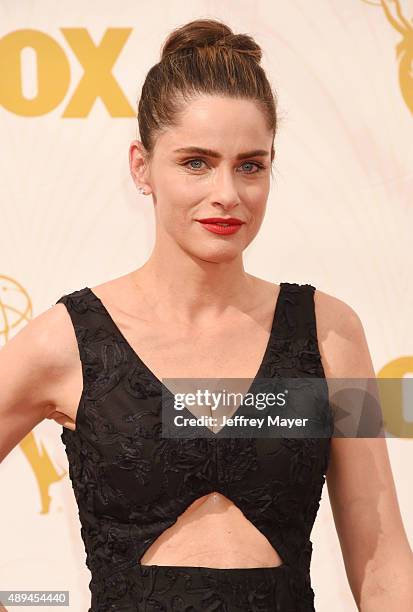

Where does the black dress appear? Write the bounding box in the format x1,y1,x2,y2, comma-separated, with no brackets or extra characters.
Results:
55,282,333,611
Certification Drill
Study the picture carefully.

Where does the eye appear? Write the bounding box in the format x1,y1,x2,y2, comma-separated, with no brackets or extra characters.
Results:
184,159,206,171
182,159,265,173
240,161,265,173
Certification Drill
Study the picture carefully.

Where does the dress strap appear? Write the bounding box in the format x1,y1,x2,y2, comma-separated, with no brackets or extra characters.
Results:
265,282,325,378
54,287,130,411
55,287,92,364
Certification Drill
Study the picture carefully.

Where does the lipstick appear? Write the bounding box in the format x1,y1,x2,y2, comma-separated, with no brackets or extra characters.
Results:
196,217,244,236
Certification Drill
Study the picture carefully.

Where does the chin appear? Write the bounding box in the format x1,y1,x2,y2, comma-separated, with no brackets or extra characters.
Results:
192,245,244,264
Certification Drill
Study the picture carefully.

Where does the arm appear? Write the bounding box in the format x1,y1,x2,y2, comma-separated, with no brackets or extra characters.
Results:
315,290,413,612
0,304,72,462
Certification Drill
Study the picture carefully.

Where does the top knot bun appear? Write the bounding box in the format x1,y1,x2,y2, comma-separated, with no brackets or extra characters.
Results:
161,18,262,64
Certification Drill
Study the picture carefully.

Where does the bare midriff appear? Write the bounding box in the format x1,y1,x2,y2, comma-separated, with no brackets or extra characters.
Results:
138,491,284,568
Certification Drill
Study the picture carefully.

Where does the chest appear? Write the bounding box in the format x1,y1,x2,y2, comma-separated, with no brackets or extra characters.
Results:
119,315,274,381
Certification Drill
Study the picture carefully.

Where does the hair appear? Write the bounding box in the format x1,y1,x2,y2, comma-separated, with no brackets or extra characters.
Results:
137,18,278,171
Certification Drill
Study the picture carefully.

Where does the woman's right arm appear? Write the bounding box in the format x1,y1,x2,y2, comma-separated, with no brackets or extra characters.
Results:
0,304,70,462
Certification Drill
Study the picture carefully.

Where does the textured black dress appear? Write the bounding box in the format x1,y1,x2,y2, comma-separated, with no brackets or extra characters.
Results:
55,282,334,611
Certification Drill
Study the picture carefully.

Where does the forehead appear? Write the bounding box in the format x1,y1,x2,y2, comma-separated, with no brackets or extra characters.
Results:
157,95,270,153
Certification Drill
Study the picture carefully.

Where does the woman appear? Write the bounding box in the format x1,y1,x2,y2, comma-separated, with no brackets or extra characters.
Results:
1,17,413,612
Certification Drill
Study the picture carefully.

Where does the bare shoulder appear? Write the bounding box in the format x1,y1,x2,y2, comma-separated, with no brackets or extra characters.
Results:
313,287,375,378
313,286,361,331
10,301,81,400
0,301,81,459
38,301,81,372
4,300,78,373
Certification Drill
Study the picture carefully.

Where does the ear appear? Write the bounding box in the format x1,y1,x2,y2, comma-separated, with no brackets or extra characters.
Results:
129,140,151,195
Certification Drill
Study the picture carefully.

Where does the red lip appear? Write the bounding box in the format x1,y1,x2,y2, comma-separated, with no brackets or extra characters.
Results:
196,217,244,225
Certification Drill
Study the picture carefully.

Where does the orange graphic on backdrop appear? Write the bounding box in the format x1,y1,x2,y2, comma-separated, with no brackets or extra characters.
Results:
0,275,66,514
361,0,413,116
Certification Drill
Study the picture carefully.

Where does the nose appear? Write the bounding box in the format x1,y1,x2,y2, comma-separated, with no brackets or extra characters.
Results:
210,170,241,211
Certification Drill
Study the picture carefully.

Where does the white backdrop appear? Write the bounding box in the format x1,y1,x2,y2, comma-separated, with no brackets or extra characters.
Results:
1,1,412,610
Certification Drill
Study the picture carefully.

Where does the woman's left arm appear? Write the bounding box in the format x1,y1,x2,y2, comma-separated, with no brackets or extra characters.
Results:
315,290,413,612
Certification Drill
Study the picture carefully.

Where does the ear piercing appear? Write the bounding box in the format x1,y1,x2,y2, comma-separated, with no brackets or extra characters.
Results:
138,187,147,195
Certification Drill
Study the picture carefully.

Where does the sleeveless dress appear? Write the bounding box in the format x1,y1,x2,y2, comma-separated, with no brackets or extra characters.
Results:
55,282,334,612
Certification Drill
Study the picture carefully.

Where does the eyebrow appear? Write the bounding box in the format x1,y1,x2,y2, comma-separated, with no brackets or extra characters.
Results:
173,146,270,160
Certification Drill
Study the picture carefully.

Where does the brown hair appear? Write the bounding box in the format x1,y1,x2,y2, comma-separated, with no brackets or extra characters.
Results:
137,18,278,170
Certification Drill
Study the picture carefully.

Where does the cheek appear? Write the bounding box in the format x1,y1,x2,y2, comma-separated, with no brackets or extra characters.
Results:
156,199,192,234
248,197,267,223
160,189,201,226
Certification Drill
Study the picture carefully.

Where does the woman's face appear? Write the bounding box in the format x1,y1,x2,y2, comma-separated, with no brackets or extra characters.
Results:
130,95,274,263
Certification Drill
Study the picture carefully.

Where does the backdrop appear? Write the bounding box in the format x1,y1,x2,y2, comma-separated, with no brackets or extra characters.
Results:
1,1,412,610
